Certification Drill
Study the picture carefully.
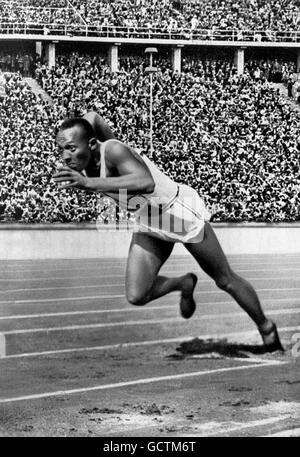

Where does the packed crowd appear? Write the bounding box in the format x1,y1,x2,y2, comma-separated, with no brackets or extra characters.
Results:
245,59,298,82
0,0,299,37
0,51,37,76
0,72,100,222
179,0,300,32
77,0,300,36
1,51,299,223
0,0,82,27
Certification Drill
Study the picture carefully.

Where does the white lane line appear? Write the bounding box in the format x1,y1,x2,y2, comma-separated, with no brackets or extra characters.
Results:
0,276,126,283
0,306,174,320
2,309,300,335
0,298,299,321
0,333,6,358
1,267,299,284
1,261,292,269
2,283,124,293
0,294,125,304
182,416,290,437
3,276,300,294
3,253,299,263
2,255,299,268
261,428,300,437
1,317,183,334
1,287,300,305
0,261,300,275
0,360,288,404
2,326,298,359
0,305,299,325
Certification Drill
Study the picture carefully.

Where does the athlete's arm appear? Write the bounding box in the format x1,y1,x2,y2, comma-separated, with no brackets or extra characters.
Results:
54,140,155,194
83,111,116,141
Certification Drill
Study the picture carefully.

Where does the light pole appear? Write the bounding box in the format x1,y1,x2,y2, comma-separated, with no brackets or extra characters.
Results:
145,47,158,159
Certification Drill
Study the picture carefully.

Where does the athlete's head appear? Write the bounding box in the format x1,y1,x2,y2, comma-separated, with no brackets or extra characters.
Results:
56,118,98,171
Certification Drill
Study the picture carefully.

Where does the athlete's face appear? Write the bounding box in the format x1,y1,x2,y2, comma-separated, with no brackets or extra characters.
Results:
56,126,95,172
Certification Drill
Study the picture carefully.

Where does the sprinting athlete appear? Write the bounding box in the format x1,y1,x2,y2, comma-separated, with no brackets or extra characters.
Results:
53,111,283,352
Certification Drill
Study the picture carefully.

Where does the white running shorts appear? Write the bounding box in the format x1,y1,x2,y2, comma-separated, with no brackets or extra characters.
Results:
134,184,211,244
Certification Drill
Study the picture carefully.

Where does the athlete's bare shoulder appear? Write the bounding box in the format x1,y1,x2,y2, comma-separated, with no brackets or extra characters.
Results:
105,139,145,166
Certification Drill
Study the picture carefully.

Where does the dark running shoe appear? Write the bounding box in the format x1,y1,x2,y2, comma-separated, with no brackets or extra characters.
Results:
259,322,284,353
180,273,198,319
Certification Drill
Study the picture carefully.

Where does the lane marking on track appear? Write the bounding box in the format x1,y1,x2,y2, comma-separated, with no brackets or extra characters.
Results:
0,306,300,329
0,261,300,274
1,267,300,283
1,255,299,269
1,287,300,305
181,416,290,437
2,309,300,335
0,333,5,358
3,276,300,294
0,294,124,304
0,299,299,321
1,325,298,359
261,427,300,437
0,359,288,404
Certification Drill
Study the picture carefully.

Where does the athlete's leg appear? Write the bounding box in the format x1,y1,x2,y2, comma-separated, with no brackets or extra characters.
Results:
184,222,283,349
125,232,197,313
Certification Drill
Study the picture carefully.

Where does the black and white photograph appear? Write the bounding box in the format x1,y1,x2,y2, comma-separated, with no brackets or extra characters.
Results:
0,0,299,441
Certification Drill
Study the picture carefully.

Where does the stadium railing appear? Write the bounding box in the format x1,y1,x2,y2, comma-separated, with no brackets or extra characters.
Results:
0,22,299,42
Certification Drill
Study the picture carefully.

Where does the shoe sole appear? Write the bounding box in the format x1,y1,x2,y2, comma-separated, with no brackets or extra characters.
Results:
180,273,198,319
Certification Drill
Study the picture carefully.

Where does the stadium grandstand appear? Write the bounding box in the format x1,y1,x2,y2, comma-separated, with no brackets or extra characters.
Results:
1,1,300,441
0,0,299,40
0,0,299,224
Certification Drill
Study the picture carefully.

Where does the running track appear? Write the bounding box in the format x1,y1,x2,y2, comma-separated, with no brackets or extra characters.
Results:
0,254,299,437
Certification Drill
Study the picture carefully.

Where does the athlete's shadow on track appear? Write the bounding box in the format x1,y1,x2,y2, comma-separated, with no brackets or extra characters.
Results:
168,338,280,359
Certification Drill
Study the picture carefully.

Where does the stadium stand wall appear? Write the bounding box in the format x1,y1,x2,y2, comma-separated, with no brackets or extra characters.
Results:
1,223,300,259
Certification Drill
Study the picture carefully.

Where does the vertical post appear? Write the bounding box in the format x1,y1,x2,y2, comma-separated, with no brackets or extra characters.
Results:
171,46,182,74
108,44,119,73
46,42,56,69
150,53,153,158
297,49,300,73
35,41,42,58
234,47,245,75
145,47,158,159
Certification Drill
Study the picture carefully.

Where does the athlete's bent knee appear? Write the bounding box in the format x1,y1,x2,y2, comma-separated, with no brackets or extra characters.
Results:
215,273,234,293
126,290,147,306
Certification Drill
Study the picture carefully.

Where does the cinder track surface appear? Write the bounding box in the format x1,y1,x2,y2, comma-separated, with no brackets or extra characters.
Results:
0,254,299,437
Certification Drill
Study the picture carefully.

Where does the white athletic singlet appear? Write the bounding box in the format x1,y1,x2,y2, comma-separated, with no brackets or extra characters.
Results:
98,139,211,243
99,139,178,211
